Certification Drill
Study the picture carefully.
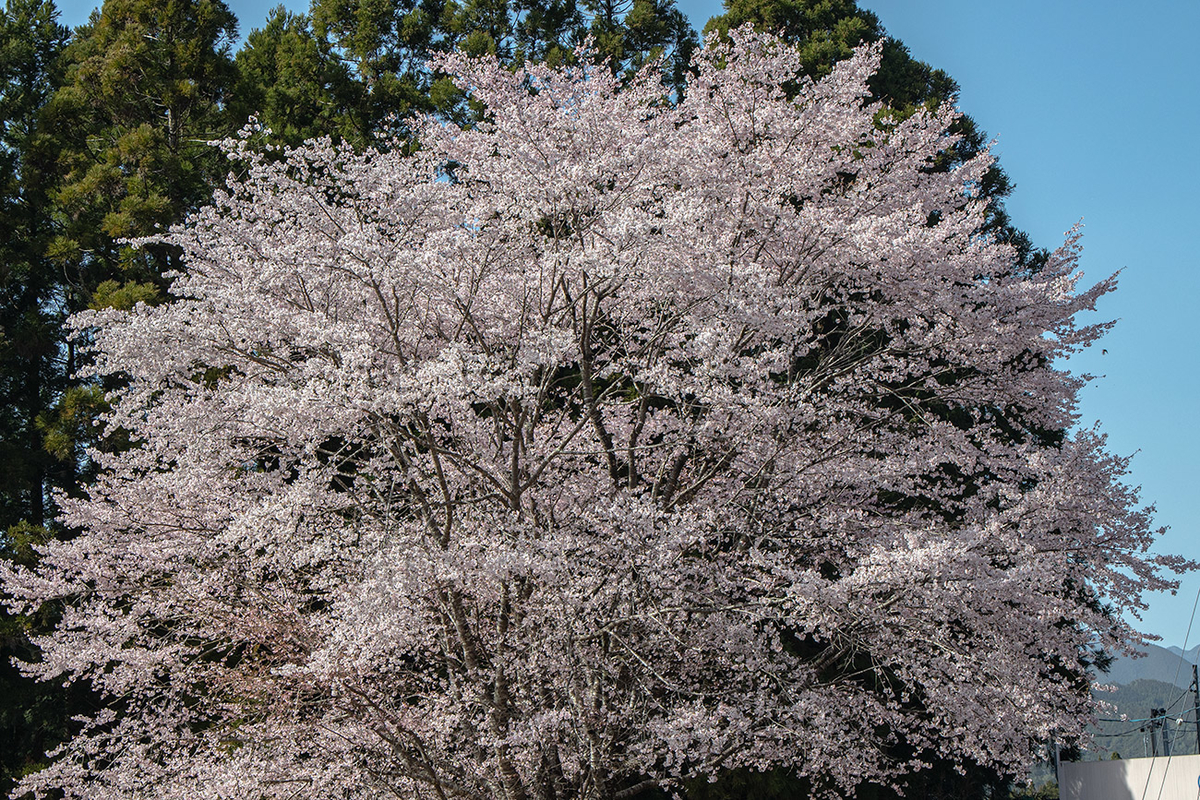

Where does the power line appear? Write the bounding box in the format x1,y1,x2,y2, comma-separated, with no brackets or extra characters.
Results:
1168,584,1200,695
1137,582,1200,800
1096,690,1194,725
1093,708,1194,740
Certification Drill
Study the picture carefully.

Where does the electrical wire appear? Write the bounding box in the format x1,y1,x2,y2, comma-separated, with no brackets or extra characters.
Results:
1095,689,1193,724
1138,581,1200,800
1168,583,1200,695
1058,582,1200,800
1093,710,1194,740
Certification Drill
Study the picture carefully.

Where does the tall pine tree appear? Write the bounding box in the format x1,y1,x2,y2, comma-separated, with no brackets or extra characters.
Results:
32,0,241,489
47,0,239,307
0,2,84,793
0,0,65,531
306,0,697,137
311,0,463,134
231,5,365,147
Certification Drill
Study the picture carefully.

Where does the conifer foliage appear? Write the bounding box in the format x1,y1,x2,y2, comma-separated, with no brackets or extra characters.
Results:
49,0,238,295
2,29,1178,800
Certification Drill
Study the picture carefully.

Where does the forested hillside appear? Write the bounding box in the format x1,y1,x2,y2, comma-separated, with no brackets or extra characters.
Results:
1090,679,1199,760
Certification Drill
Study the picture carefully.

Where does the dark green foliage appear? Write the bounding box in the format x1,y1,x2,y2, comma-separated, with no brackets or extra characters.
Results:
510,0,582,66
611,0,696,95
1009,783,1058,800
32,0,241,478
0,0,68,532
311,0,464,132
0,5,88,788
306,0,697,137
231,6,366,147
47,0,239,297
704,0,877,76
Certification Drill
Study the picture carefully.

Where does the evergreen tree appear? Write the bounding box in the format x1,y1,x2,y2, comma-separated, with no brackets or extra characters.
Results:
0,2,82,793
0,0,66,531
565,0,697,96
231,5,365,147
308,0,696,138
620,0,695,96
47,0,239,306
30,0,241,490
509,0,583,66
311,0,463,134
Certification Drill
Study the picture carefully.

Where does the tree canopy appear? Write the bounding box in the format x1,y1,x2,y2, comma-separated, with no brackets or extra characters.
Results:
705,0,1042,273
2,30,1177,800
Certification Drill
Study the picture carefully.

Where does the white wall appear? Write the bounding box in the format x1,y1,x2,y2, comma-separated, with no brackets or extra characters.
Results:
1060,754,1200,800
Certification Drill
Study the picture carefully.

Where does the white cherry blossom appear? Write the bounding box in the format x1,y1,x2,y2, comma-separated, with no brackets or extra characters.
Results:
2,29,1183,800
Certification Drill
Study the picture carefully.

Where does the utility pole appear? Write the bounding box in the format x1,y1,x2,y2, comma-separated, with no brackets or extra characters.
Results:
1150,709,1161,757
1193,664,1200,755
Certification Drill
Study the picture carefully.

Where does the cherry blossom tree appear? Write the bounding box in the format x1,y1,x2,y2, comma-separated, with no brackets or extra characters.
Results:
2,29,1182,800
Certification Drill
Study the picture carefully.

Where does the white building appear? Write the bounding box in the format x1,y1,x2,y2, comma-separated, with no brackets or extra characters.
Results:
1059,754,1200,800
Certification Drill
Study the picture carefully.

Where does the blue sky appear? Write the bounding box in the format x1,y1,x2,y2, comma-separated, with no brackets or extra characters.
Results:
55,0,1200,648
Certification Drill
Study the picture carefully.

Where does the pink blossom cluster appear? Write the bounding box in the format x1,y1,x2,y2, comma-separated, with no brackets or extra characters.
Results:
2,29,1181,800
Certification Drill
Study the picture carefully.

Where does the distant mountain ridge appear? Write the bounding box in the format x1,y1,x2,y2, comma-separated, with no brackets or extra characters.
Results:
1166,644,1200,661
1102,642,1199,690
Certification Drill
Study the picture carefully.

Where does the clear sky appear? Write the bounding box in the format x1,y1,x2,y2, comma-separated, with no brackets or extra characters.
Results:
53,0,1200,648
